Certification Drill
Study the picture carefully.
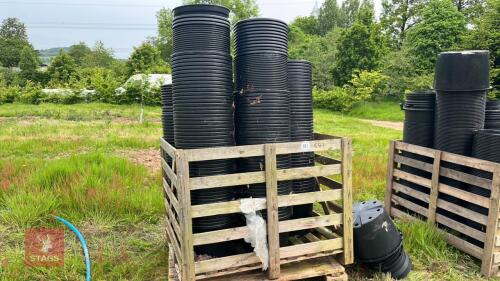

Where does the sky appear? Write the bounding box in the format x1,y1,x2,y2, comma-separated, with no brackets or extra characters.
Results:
0,0,381,59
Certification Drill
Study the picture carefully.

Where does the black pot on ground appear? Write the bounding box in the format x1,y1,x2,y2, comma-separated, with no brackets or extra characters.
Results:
353,200,412,280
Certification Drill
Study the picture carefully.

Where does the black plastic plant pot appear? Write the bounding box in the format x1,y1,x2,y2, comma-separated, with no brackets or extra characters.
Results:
353,200,412,279
434,50,490,91
487,100,500,110
353,200,403,262
173,4,229,18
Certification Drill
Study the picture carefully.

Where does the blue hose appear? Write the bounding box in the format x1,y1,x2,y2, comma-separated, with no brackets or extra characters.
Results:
55,216,91,281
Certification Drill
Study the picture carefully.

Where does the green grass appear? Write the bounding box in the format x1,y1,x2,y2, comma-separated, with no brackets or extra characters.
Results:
347,100,404,121
0,103,489,280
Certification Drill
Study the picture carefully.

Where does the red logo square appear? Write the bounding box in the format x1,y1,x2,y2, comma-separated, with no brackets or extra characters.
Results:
25,228,64,267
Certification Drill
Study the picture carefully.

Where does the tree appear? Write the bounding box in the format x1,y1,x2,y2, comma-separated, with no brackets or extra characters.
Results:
404,0,466,72
19,45,40,80
183,0,259,23
338,0,361,28
82,41,115,68
452,0,487,22
380,0,424,48
462,0,499,91
156,8,174,63
289,16,320,36
127,42,164,75
333,3,385,85
0,18,30,67
47,50,78,84
318,0,342,35
68,42,92,65
0,18,27,40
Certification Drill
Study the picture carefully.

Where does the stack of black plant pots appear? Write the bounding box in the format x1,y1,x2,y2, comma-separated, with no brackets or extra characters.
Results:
433,51,490,231
234,18,293,244
161,84,174,160
288,60,318,219
172,4,236,256
434,51,490,157
485,100,500,129
353,201,412,279
400,92,436,207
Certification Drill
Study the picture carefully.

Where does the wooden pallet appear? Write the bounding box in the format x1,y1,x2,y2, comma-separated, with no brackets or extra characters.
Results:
160,133,353,280
384,140,500,277
168,243,348,281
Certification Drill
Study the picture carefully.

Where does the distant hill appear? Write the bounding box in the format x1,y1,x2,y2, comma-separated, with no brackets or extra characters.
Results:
38,47,70,64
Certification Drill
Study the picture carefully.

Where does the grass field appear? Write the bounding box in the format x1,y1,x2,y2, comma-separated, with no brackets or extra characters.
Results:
348,101,404,122
0,103,488,280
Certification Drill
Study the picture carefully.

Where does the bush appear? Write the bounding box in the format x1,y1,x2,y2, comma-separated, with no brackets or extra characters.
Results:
17,81,44,104
40,89,83,104
0,84,19,103
117,78,161,105
347,70,389,101
313,87,358,112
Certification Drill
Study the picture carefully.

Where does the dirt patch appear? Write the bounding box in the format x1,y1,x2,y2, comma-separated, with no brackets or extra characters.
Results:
120,149,161,174
361,119,403,130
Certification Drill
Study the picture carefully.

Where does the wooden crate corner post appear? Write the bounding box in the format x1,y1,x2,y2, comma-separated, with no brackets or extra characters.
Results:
341,137,354,265
384,141,396,214
264,143,281,279
427,150,442,225
481,168,500,276
176,149,196,281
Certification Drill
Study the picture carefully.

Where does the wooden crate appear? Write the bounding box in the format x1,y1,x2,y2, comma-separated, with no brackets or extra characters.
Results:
384,140,500,277
160,133,353,281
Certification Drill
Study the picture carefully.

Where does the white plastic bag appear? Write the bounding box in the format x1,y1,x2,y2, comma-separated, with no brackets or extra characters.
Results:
240,198,269,270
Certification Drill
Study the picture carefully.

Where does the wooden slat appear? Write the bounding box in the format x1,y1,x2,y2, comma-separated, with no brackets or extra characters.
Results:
280,238,343,259
315,154,341,165
390,207,418,221
341,137,354,265
191,190,342,218
394,154,433,173
164,198,182,240
392,194,428,217
481,170,500,276
185,139,341,162
164,217,183,264
264,144,280,279
163,178,180,215
393,169,432,188
192,214,343,246
176,150,195,281
195,252,260,274
435,213,486,242
160,137,177,159
161,158,178,187
395,141,437,158
440,167,493,190
318,176,342,190
385,141,396,213
436,199,488,225
392,182,430,203
441,152,498,173
438,183,490,208
428,151,442,224
190,164,341,190
444,232,483,259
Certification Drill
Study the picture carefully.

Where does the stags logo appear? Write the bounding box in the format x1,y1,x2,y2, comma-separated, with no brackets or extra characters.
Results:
25,228,64,267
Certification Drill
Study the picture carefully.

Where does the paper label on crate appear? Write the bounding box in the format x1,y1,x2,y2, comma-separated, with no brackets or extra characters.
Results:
301,141,311,151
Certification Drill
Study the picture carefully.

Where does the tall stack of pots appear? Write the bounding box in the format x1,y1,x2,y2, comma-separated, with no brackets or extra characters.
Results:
171,4,236,256
400,92,436,206
434,51,490,157
161,84,174,163
485,100,500,129
234,18,293,241
287,60,318,219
